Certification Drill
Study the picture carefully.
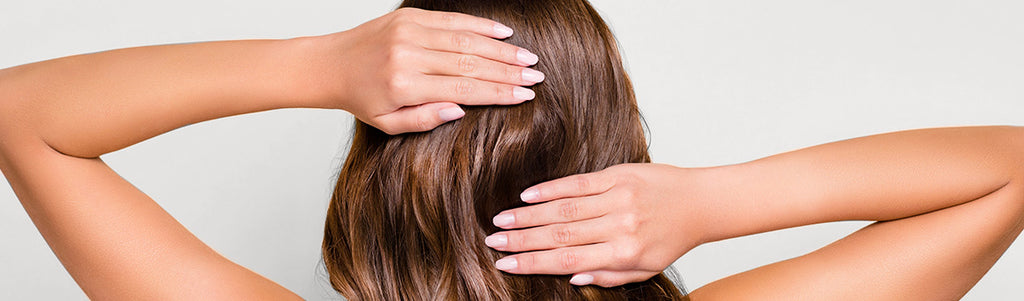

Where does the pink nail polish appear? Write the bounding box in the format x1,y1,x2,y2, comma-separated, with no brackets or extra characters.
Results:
484,234,508,248
570,274,594,286
438,106,465,122
493,24,514,38
520,189,539,202
495,258,518,270
517,49,539,66
492,213,515,227
521,68,545,83
512,87,535,101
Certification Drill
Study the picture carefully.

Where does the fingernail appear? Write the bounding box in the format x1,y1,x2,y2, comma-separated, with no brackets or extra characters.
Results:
520,189,539,202
517,49,539,66
495,257,518,271
492,213,515,227
493,24,514,38
513,87,535,101
521,68,545,83
569,274,594,286
438,106,465,122
484,234,508,248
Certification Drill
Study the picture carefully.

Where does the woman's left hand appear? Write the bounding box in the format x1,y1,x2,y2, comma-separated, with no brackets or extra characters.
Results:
484,163,710,287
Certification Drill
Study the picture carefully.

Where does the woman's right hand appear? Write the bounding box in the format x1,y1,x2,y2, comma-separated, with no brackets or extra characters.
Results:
308,7,545,135
484,163,710,287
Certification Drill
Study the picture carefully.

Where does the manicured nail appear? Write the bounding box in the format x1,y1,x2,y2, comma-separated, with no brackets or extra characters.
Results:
492,213,515,227
517,49,539,66
520,189,539,202
438,106,465,122
521,68,545,83
569,274,594,286
493,23,514,38
495,257,518,271
484,234,508,248
513,87,535,101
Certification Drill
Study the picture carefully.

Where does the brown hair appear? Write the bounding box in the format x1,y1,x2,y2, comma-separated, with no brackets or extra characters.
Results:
322,0,687,299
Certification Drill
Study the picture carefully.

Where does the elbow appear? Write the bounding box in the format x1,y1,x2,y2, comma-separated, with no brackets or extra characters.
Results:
1005,126,1024,213
0,71,14,143
0,67,21,131
0,68,32,157
1010,126,1024,183
0,73,14,169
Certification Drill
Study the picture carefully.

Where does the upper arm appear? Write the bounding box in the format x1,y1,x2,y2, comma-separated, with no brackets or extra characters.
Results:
688,180,1024,301
0,135,301,300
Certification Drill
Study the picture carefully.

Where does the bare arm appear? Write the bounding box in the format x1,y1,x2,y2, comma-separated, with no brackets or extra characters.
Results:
689,126,1024,300
487,126,1024,300
0,8,541,300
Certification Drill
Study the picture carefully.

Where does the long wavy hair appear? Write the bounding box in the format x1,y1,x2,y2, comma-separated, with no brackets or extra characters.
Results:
322,0,687,299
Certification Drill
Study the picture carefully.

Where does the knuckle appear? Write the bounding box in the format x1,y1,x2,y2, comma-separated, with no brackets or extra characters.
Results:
456,55,478,74
438,12,457,28
620,213,640,234
387,44,416,63
511,232,528,250
414,112,434,131
558,201,580,219
453,79,474,97
506,66,523,82
393,7,416,16
620,189,638,207
494,84,508,101
387,73,413,93
516,254,535,272
390,23,416,42
574,175,591,191
449,32,473,50
559,251,580,270
613,243,641,266
501,45,519,61
551,225,574,245
512,209,530,225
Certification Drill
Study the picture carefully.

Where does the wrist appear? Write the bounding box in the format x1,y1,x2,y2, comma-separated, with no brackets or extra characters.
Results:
282,33,356,111
275,35,347,110
687,163,757,245
681,165,723,246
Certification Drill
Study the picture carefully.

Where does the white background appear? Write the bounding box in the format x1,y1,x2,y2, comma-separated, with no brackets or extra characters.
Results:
2,0,1022,300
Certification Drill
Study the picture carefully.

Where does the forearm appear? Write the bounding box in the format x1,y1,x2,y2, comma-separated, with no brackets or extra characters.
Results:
697,125,1024,244
0,37,329,158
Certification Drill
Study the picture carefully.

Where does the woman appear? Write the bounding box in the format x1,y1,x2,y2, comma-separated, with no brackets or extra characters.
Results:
324,0,685,300
1,2,1021,301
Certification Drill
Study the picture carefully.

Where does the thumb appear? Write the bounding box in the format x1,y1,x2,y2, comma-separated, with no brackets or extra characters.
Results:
373,102,465,135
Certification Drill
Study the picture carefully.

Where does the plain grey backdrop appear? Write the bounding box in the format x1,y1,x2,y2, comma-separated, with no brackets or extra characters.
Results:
2,0,1022,299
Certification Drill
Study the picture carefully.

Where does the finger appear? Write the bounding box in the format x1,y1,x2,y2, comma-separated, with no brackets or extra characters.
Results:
420,50,544,86
414,75,535,106
486,215,615,252
402,8,517,40
494,244,615,275
571,270,660,287
372,102,464,135
519,171,615,203
419,26,539,66
491,195,607,229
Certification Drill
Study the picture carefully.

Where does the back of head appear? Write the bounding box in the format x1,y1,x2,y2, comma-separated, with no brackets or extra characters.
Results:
323,0,686,300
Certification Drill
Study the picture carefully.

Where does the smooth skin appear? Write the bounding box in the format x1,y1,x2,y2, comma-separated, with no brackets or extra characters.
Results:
3,5,1021,301
0,8,542,300
488,126,1024,300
